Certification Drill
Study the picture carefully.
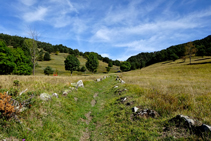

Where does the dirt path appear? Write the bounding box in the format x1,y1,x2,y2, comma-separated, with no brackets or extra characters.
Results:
81,92,99,140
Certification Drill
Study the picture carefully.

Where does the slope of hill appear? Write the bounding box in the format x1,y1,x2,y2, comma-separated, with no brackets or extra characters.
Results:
36,53,120,76
127,35,211,70
0,57,211,140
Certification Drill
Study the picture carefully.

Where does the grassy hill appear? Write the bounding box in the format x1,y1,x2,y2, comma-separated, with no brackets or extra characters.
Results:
36,53,120,76
0,56,211,140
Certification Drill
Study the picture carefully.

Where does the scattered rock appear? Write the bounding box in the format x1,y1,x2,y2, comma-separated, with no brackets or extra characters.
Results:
15,106,27,112
52,93,58,98
91,99,96,107
165,115,211,139
69,87,75,90
77,80,84,88
115,88,127,95
132,106,139,112
103,76,107,79
132,107,159,119
116,78,120,81
120,80,125,84
96,78,101,82
93,93,98,98
40,93,51,101
71,83,77,87
74,97,78,101
63,89,71,96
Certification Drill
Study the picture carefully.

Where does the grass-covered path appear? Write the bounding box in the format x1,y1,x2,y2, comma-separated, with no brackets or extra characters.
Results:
1,74,209,140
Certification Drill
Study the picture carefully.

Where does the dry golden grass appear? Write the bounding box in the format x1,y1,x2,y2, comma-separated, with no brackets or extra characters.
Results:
121,56,211,123
0,74,108,94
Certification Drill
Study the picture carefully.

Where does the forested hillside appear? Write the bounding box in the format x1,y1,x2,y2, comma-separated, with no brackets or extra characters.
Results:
0,33,121,67
127,35,211,70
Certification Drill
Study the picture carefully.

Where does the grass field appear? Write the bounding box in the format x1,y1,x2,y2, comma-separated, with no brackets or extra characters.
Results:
36,53,120,76
0,56,211,140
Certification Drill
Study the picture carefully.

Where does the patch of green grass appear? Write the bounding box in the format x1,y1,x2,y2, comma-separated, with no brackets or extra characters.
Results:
36,53,120,76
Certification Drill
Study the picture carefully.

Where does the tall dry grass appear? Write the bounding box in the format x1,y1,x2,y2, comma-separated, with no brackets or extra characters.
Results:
122,57,211,123
0,74,107,94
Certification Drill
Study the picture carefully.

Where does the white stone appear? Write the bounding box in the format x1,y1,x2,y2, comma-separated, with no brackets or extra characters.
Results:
121,80,125,84
40,93,51,101
122,97,127,102
96,78,101,82
77,80,84,88
63,90,71,95
133,106,139,112
52,93,58,98
114,86,118,88
180,115,195,126
201,124,211,132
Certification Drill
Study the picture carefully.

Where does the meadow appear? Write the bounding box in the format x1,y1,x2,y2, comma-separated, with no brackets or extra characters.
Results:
0,56,211,140
36,53,120,76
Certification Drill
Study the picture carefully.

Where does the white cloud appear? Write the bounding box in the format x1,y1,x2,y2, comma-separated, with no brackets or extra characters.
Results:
101,53,110,58
20,0,37,6
23,7,48,22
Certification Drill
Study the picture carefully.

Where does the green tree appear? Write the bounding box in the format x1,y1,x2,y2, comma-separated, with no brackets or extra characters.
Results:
37,48,44,61
44,66,54,76
120,61,131,72
86,53,99,73
12,47,32,75
108,61,113,67
24,38,38,75
170,53,179,61
185,42,197,64
64,55,80,76
80,66,86,72
196,45,206,58
44,52,51,61
0,40,16,74
106,67,111,73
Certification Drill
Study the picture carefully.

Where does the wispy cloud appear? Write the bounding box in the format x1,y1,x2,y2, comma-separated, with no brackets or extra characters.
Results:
23,6,48,22
20,0,37,6
2,0,211,61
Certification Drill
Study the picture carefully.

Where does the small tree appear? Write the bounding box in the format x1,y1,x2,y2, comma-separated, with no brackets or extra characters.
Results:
185,42,197,64
44,52,51,61
120,61,131,72
64,55,80,76
24,28,40,75
108,61,113,67
86,53,99,73
0,41,16,74
106,67,111,73
44,66,54,76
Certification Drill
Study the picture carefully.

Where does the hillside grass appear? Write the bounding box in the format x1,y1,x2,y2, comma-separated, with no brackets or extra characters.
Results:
36,53,120,76
0,56,211,140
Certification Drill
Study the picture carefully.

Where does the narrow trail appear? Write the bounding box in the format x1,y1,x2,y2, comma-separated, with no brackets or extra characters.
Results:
80,92,99,140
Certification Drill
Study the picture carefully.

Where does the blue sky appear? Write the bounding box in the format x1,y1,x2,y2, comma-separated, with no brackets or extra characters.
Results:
0,0,211,60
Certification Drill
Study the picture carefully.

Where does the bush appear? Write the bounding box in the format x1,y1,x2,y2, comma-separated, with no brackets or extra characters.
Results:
0,92,15,119
44,52,51,61
86,53,99,73
80,66,86,72
44,66,54,76
64,55,80,76
120,61,131,72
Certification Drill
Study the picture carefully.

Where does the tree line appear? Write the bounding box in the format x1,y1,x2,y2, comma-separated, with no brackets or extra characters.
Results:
126,35,211,70
0,33,120,67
